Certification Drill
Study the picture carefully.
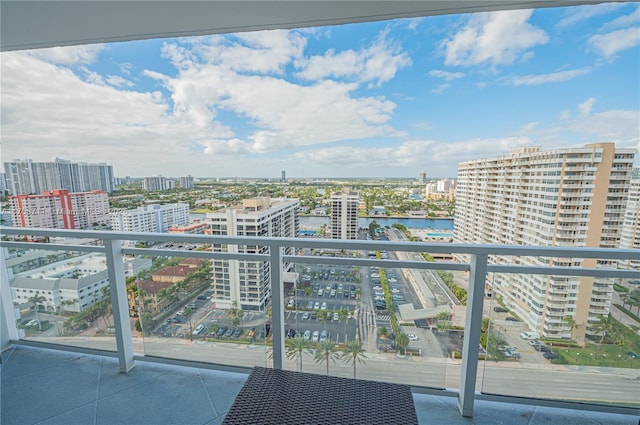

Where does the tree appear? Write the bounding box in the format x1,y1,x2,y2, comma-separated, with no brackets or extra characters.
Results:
563,316,577,338
314,340,339,375
395,332,410,355
286,336,310,372
209,323,219,336
592,315,613,344
338,308,349,342
379,326,388,339
28,293,47,331
341,339,367,379
317,310,331,333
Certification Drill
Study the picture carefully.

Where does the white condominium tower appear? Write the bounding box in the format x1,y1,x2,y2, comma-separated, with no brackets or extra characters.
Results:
110,204,190,233
455,143,636,342
619,168,640,270
330,189,358,240
205,197,299,311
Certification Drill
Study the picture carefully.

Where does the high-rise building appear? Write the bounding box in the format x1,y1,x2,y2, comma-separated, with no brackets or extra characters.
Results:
205,197,299,310
9,189,110,229
110,204,189,233
143,176,170,191
454,143,636,342
330,189,358,240
619,168,640,271
179,175,194,189
3,158,115,195
281,170,286,182
419,172,427,183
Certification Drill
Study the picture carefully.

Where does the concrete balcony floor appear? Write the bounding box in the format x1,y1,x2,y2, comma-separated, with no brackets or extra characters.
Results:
1,345,637,425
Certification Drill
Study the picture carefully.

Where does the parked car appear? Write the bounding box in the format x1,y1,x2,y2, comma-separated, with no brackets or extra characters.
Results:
493,307,508,313
303,330,311,340
224,328,234,338
193,324,205,335
520,331,541,340
543,351,560,360
287,298,295,307
407,333,418,341
233,328,243,338
312,331,320,342
321,302,327,310
217,327,228,337
302,312,310,320
319,330,327,342
197,295,207,300
505,317,520,322
333,312,339,321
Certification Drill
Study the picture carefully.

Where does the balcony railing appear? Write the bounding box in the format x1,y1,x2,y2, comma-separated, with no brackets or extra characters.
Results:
1,226,638,419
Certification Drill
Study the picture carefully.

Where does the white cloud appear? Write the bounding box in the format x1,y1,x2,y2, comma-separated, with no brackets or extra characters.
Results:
27,45,105,65
508,68,590,86
428,70,465,81
294,28,412,86
578,98,596,117
519,122,540,133
557,3,626,28
442,10,548,67
601,6,640,31
431,83,451,94
106,75,135,88
589,27,640,58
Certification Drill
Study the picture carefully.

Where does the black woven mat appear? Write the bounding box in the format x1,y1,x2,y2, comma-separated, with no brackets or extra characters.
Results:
222,366,418,425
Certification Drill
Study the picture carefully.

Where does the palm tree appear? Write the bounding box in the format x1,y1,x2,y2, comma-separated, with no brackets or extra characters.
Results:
592,315,613,344
395,332,410,355
317,310,330,334
338,308,349,342
286,336,310,372
563,316,577,338
341,339,367,379
28,293,47,331
314,340,339,375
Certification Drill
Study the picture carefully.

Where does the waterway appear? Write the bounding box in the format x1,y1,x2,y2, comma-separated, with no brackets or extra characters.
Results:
300,216,454,230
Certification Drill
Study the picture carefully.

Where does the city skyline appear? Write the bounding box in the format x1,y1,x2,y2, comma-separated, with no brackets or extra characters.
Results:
1,3,639,178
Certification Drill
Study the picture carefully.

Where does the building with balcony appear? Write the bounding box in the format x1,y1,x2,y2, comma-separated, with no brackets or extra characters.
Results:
143,175,174,191
9,189,110,229
454,143,636,342
205,197,299,310
167,220,209,235
110,204,189,233
330,189,358,240
619,168,640,271
3,158,115,195
179,175,194,189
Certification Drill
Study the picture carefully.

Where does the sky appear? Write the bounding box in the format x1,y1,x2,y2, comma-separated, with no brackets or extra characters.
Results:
1,2,639,179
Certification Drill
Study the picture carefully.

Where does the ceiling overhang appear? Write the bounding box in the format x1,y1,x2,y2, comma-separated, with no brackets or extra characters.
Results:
1,0,616,52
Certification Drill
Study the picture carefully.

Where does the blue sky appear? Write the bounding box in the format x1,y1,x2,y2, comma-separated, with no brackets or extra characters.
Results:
2,2,639,179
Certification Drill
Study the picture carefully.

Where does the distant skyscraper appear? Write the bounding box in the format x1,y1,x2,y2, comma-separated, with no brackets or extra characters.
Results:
180,175,194,189
143,176,169,191
3,158,115,195
9,189,110,229
330,189,359,240
205,197,299,310
419,172,427,183
455,143,636,342
281,170,286,182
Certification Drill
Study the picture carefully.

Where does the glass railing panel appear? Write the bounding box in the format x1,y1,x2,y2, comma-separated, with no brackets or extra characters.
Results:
131,249,269,368
481,272,640,408
7,244,117,352
281,249,451,391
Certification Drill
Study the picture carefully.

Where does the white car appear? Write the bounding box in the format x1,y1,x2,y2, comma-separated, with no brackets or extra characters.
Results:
287,298,295,307
321,302,327,310
407,333,418,341
312,331,320,342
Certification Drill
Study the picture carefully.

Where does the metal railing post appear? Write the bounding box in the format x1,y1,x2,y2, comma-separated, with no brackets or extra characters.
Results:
458,253,488,417
269,245,285,369
104,239,135,372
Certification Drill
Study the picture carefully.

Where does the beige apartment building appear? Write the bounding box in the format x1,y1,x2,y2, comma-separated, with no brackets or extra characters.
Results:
330,189,359,240
455,143,636,342
205,197,299,311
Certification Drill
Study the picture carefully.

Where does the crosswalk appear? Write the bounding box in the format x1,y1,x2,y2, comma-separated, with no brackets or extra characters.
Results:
376,314,392,322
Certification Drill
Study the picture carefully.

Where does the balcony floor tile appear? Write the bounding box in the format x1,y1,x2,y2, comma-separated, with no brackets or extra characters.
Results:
1,345,637,425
